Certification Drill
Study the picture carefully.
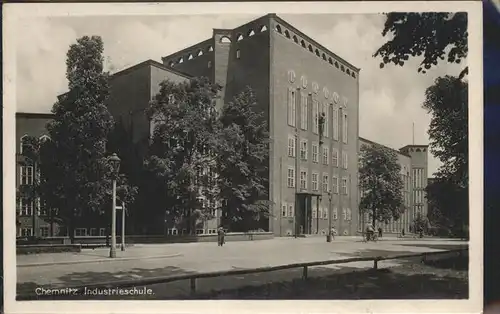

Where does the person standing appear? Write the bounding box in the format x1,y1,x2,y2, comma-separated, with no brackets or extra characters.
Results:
217,226,225,246
378,227,383,238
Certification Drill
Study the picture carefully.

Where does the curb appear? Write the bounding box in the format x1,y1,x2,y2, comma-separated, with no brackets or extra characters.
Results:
18,253,183,268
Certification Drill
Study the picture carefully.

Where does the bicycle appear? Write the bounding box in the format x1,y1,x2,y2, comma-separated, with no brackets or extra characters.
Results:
363,232,378,242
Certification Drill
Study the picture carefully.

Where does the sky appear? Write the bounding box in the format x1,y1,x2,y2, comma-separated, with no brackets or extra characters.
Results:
14,13,467,176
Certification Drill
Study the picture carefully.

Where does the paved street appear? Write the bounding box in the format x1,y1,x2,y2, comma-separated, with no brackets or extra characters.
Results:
17,237,467,299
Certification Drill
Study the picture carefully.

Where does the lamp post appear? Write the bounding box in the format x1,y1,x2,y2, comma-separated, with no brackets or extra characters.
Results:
121,202,126,251
327,191,333,242
108,153,121,258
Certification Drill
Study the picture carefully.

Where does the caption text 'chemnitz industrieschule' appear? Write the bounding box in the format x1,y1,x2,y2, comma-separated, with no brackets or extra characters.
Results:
15,13,428,239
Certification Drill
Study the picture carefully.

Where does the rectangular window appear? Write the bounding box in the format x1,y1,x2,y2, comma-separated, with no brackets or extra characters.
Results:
236,49,241,59
288,203,294,217
342,208,347,221
287,88,296,127
322,173,329,192
312,207,317,219
19,198,33,216
333,207,338,220
288,136,296,157
342,151,348,169
323,103,329,137
323,207,328,219
300,140,308,161
20,166,34,185
282,203,287,217
342,113,348,143
332,176,339,194
322,146,329,165
89,228,98,236
99,228,106,236
287,167,295,188
39,227,49,237
342,177,348,195
300,93,308,130
347,208,352,221
312,100,319,134
75,228,87,237
312,173,319,191
300,170,308,190
332,107,339,140
21,228,33,237
312,142,319,163
332,148,339,167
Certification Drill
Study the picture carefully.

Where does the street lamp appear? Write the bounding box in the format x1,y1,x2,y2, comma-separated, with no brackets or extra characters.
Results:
108,153,121,258
327,191,333,242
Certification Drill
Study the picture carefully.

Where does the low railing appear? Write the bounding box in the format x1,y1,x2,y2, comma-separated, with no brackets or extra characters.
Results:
17,248,467,300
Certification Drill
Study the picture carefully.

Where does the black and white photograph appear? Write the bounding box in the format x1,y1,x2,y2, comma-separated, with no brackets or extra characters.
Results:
3,2,482,313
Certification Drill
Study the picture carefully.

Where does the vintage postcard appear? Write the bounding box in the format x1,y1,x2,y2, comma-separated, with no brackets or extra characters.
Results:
3,1,482,314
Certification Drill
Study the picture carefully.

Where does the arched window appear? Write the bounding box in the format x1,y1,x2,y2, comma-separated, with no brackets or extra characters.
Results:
346,69,350,75
341,65,345,72
208,61,212,68
39,135,51,143
322,53,327,60
197,49,204,56
207,45,214,52
188,54,193,60
237,34,244,41
315,49,320,57
351,72,356,78
220,36,231,43
178,57,184,64
20,135,30,154
275,24,282,33
308,45,313,52
285,30,291,38
260,25,268,32
335,62,339,68
293,35,298,43
248,29,255,36
168,61,174,67
328,57,333,64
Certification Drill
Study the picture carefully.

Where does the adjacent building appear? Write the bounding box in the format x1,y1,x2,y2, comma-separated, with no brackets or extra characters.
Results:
15,13,428,238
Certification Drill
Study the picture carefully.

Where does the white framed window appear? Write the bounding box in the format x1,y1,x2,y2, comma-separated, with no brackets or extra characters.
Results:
282,203,287,217
322,173,329,192
300,169,308,190
342,112,348,143
312,207,317,219
324,207,328,219
312,172,319,191
322,103,329,137
342,177,348,195
300,93,308,130
300,139,308,161
196,229,204,235
39,227,49,237
288,203,295,217
332,176,339,194
99,228,106,236
312,142,319,163
322,146,329,165
332,148,339,167
288,136,296,157
332,107,339,140
342,151,348,169
236,49,241,59
21,228,33,237
75,228,87,237
20,166,34,185
89,228,98,236
19,198,33,216
333,207,338,220
287,88,296,127
312,99,319,134
287,167,295,188
347,208,352,221
343,208,347,221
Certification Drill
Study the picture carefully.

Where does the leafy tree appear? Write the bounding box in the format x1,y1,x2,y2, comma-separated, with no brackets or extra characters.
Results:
41,36,114,242
412,212,431,234
359,143,405,226
374,12,468,77
216,87,270,231
144,77,221,234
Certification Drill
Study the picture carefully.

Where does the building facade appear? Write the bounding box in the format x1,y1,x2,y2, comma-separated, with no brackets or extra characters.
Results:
15,14,427,238
358,137,429,234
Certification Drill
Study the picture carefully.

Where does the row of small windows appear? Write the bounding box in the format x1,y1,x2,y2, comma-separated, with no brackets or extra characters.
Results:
235,25,268,42
19,134,51,154
287,138,348,169
287,89,348,143
166,45,215,67
281,202,352,221
166,228,218,235
274,24,356,79
286,167,350,195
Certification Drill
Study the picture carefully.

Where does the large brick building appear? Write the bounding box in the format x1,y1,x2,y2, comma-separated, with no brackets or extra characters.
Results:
16,13,428,238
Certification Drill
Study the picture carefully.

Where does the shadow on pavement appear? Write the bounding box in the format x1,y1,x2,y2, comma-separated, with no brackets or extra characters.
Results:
399,244,468,251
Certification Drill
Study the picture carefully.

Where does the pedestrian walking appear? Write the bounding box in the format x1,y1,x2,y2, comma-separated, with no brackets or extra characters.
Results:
331,227,337,240
401,228,405,238
378,227,383,238
217,226,225,246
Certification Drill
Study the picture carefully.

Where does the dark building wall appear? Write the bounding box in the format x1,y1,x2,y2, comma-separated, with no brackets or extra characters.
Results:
162,39,215,82
269,16,360,236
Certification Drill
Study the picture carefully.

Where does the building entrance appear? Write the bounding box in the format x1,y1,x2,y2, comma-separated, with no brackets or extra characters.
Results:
295,193,322,236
